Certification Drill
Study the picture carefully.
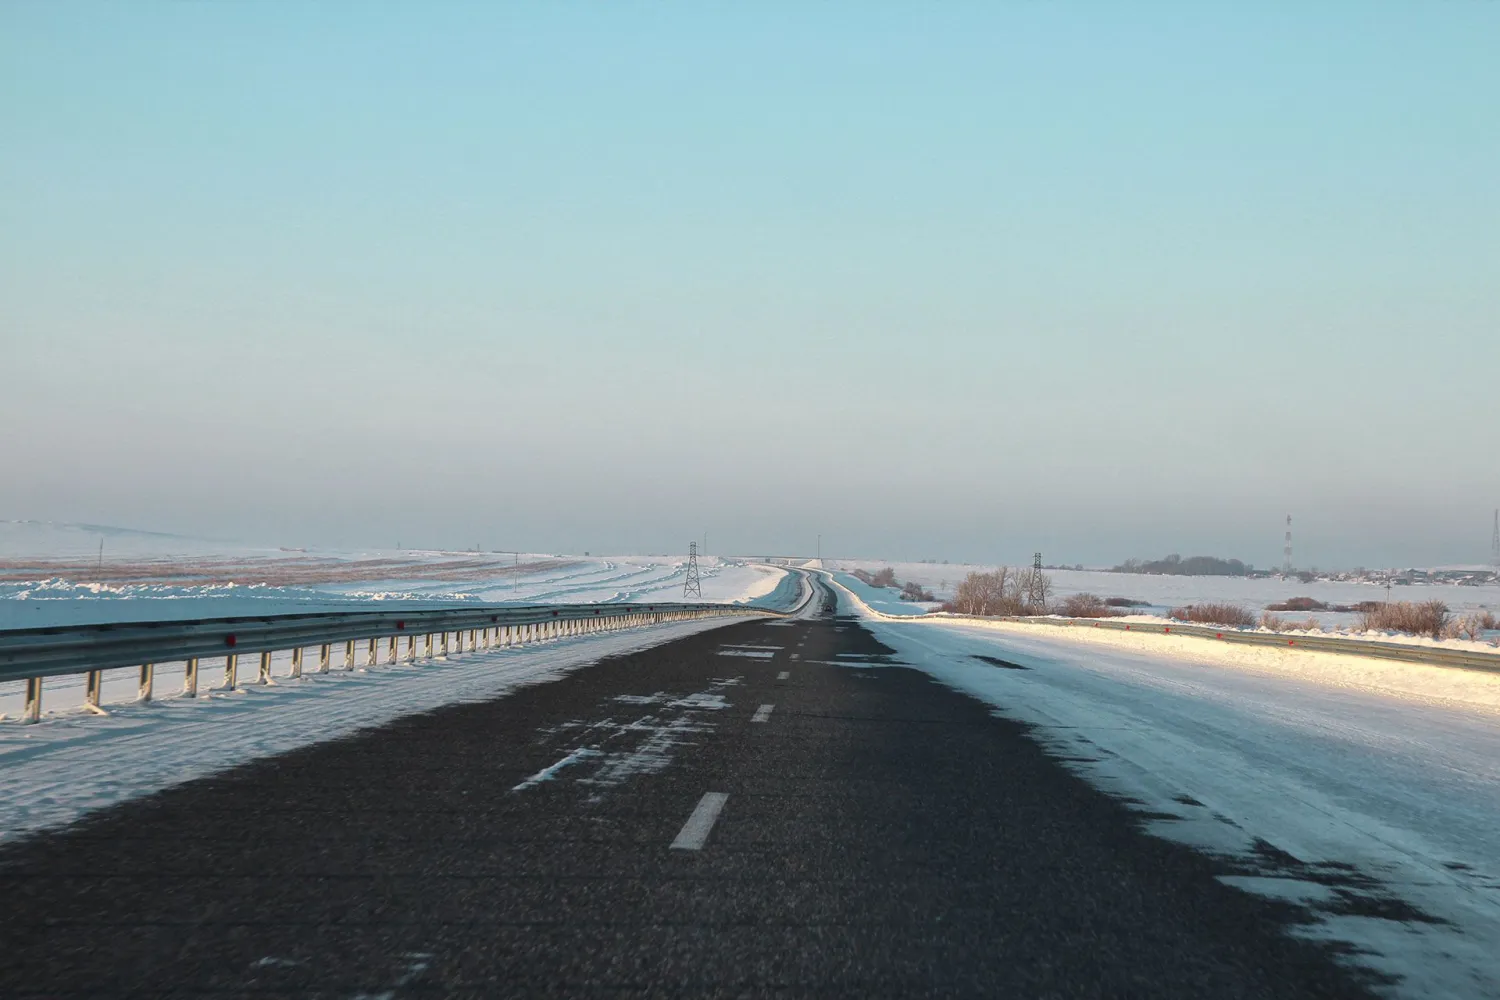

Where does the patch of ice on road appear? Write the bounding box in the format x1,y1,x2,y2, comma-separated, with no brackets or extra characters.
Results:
512,747,604,792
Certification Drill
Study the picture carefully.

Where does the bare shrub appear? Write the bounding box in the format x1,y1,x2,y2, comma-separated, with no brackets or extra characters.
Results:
1358,600,1450,638
1446,612,1499,641
1010,567,1054,614
1169,603,1256,628
1105,597,1148,607
852,567,899,589
1060,593,1123,618
1265,596,1327,612
946,569,1019,616
1261,612,1286,632
941,567,1053,616
900,580,934,602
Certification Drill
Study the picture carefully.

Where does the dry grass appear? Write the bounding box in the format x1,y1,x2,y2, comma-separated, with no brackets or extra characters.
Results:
1266,596,1327,612
1169,603,1256,628
1060,593,1123,618
1358,600,1450,637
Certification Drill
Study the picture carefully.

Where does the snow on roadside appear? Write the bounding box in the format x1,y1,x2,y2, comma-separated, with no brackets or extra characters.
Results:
834,576,1500,715
0,617,745,845
832,576,1500,998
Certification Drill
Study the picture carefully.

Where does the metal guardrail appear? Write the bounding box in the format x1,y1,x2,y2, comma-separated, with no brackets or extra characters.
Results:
0,601,780,723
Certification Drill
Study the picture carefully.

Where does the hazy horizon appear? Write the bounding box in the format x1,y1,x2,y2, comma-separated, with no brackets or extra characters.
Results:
4,4,1496,570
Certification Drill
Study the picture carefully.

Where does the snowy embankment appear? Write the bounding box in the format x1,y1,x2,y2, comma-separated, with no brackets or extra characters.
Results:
830,575,1500,998
0,618,744,844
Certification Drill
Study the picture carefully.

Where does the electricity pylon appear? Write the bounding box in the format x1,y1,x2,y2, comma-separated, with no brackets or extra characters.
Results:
683,541,702,598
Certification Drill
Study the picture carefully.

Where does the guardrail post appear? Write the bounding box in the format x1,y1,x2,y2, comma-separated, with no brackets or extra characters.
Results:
184,658,199,697
139,664,154,701
366,638,377,667
258,651,273,685
290,647,303,679
24,676,42,723
406,635,416,662
224,653,238,690
440,632,449,659
316,644,329,673
388,636,398,664
424,633,433,659
85,670,104,713
344,640,355,670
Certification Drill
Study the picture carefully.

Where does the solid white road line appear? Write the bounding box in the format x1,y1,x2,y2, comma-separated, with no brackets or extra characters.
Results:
670,792,729,850
776,671,790,680
752,703,775,723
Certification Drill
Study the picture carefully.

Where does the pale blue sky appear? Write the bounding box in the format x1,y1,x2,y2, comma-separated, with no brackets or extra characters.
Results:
2,3,1496,567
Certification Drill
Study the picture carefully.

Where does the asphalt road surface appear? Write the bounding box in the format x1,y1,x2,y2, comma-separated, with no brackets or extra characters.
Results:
0,585,1380,997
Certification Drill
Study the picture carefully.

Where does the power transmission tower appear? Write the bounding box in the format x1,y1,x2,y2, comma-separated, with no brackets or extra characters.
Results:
1029,552,1045,612
683,541,702,598
1283,515,1293,577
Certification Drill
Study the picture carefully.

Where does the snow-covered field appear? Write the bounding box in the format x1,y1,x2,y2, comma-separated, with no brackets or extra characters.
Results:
833,557,1500,624
833,577,1500,998
0,521,788,630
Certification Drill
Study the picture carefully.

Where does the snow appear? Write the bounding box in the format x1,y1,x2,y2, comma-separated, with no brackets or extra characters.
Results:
832,557,1500,626
0,617,745,844
0,520,789,630
830,572,930,616
831,576,1500,998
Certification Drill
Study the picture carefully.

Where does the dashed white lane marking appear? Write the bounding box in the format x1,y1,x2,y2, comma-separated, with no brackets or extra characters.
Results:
776,671,790,680
670,792,729,851
752,703,775,723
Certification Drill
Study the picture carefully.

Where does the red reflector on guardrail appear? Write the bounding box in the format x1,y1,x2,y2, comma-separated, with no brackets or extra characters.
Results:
224,634,236,647
1216,633,1223,639
395,621,405,630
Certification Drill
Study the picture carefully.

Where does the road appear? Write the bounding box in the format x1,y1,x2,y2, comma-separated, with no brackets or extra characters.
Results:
0,579,1380,997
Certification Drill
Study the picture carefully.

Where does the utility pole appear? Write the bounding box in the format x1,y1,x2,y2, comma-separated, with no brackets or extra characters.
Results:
1283,515,1293,577
1492,509,1499,571
683,542,702,598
